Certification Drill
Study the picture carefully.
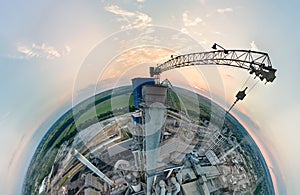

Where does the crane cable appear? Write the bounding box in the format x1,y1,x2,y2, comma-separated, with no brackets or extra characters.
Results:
226,75,259,115
240,75,251,89
239,75,260,96
247,79,260,94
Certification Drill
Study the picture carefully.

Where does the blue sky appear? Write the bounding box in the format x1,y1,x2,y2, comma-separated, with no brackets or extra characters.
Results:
1,0,299,194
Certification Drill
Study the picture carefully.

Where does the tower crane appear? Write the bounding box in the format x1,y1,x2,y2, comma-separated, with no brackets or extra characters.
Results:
149,43,277,114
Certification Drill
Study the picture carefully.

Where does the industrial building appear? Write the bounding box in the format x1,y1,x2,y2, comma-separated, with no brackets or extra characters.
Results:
35,76,261,195
27,43,277,195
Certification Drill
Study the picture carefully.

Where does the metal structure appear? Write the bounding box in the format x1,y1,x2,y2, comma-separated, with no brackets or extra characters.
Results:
226,87,248,114
48,44,277,195
150,45,276,83
150,43,277,115
71,148,115,187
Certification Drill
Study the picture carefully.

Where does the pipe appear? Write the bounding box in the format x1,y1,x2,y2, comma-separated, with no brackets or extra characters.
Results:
170,177,180,195
71,149,115,186
159,180,166,195
176,173,182,185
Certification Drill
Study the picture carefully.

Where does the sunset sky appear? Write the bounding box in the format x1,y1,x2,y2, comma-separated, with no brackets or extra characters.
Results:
1,0,299,194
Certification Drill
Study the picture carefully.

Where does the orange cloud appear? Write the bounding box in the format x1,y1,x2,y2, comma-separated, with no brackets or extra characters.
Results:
99,46,174,81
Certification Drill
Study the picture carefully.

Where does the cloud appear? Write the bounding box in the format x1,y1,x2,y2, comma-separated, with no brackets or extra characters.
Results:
105,5,134,17
225,74,234,79
182,11,203,27
214,31,222,35
250,41,258,51
180,27,189,34
16,43,71,59
217,8,233,14
100,47,172,80
105,5,152,30
136,0,146,2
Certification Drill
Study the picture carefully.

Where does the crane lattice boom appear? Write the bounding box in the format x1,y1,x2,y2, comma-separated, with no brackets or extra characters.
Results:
150,49,276,83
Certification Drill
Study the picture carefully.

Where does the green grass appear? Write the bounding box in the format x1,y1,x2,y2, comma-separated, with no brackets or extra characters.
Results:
74,93,132,125
170,88,211,121
24,87,133,194
60,175,69,186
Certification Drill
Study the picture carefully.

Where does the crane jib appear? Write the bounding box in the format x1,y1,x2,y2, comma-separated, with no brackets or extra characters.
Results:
150,49,276,83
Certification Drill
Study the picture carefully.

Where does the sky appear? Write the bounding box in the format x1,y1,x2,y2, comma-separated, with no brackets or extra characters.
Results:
1,0,300,194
